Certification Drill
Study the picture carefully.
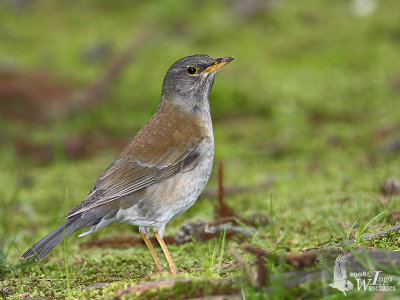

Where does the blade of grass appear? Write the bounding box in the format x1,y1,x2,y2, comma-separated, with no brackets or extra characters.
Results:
321,210,352,249
5,236,17,259
217,227,227,272
357,210,388,241
347,218,358,239
321,210,345,241
208,239,219,273
276,232,289,248
357,197,364,239
63,187,71,300
269,192,274,244
234,217,266,249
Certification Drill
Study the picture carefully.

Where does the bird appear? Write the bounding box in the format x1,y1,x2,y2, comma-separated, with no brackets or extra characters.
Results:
329,254,354,295
21,54,234,274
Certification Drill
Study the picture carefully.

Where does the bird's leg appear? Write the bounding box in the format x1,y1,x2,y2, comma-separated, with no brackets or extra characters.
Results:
155,233,178,275
140,232,163,272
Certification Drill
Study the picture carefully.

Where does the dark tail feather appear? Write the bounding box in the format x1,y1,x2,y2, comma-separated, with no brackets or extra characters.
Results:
21,214,88,260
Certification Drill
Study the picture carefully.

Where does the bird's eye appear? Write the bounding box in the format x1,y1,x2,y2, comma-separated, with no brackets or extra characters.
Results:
186,66,198,75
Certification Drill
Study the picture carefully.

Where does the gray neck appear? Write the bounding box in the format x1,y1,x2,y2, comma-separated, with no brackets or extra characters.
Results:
158,74,215,119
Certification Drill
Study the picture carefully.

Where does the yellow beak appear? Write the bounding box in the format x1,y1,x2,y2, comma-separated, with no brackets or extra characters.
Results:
201,56,234,75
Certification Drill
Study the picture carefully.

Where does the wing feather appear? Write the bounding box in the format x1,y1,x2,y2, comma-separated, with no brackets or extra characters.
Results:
333,254,349,281
66,146,202,218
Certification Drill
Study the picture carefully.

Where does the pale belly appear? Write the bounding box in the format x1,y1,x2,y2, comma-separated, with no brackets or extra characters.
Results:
147,152,213,224
117,140,214,228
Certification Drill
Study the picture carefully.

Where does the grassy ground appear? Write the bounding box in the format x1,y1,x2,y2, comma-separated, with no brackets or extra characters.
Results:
1,0,400,298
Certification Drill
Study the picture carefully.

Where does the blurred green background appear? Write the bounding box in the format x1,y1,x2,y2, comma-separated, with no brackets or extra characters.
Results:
1,0,400,297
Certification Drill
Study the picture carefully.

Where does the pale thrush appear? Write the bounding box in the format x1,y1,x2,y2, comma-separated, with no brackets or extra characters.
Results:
22,54,234,274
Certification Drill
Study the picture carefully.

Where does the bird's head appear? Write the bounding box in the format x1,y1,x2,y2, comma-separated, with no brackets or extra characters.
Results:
159,54,234,112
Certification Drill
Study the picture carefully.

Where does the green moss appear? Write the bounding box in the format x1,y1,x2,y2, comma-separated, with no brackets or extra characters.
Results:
362,229,400,250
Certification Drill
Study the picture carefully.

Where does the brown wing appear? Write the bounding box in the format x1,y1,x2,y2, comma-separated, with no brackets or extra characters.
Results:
66,104,209,218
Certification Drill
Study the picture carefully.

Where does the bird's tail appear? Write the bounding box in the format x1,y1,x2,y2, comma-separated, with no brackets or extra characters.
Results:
21,214,89,260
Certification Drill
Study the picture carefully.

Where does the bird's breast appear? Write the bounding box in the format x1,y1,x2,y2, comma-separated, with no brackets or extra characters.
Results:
141,138,213,224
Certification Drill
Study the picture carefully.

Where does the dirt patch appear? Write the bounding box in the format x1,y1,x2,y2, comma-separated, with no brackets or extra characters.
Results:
0,70,77,122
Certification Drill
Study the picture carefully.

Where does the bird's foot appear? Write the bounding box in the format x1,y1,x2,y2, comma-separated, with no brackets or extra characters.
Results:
169,269,179,276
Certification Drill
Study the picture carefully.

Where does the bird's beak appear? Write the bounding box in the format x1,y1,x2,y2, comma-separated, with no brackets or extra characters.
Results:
201,56,234,75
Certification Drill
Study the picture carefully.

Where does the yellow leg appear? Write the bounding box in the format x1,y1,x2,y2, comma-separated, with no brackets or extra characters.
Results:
155,233,178,275
140,232,163,272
